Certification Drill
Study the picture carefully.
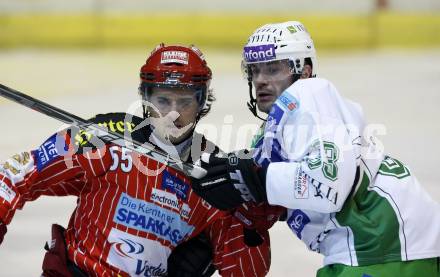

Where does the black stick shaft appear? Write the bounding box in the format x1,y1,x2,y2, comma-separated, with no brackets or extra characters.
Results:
0,83,206,178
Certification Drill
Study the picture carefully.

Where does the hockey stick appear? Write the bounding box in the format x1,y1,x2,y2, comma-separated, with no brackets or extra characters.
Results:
0,83,207,178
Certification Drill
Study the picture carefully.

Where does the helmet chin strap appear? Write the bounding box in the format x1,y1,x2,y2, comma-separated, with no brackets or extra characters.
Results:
246,72,301,122
142,104,150,119
247,79,267,122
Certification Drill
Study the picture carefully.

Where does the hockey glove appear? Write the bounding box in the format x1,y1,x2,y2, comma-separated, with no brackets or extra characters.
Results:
234,202,286,246
167,233,216,277
234,202,285,234
191,150,267,211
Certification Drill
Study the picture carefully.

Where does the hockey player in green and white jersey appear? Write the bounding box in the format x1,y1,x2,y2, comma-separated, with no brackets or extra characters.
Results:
191,21,440,276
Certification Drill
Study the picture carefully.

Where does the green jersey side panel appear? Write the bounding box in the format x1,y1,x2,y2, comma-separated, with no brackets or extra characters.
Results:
336,171,402,265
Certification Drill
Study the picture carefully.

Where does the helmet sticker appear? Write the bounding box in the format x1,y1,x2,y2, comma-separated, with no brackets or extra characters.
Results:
190,45,205,61
243,44,276,63
287,25,297,33
161,51,189,65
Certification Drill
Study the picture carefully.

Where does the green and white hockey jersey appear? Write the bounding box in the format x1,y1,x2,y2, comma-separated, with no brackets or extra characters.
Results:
252,78,440,266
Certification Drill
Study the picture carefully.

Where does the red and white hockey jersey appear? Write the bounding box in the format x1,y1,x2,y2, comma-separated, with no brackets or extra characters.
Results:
0,113,271,276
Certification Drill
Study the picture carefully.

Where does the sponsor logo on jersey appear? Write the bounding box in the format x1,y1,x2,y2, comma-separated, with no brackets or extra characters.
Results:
12,152,31,166
98,120,136,134
294,168,309,199
287,209,310,239
1,152,32,179
114,193,195,245
161,170,189,201
0,181,16,203
243,44,276,63
161,51,189,65
278,93,299,112
74,120,135,146
151,188,179,210
107,228,168,276
2,161,20,176
306,173,338,205
180,203,191,219
150,188,192,219
33,134,67,172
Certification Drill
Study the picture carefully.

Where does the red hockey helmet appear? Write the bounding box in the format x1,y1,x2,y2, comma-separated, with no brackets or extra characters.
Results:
139,43,212,108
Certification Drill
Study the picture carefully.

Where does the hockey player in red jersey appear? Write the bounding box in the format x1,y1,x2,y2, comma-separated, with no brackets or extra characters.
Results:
0,44,280,276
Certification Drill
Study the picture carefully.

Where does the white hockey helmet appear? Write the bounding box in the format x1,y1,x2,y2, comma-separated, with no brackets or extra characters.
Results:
242,21,317,119
242,21,317,77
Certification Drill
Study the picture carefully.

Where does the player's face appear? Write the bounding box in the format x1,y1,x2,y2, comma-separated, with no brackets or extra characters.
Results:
250,60,293,113
147,87,200,144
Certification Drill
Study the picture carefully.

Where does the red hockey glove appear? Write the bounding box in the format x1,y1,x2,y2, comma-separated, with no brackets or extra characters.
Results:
234,202,285,234
233,202,286,246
